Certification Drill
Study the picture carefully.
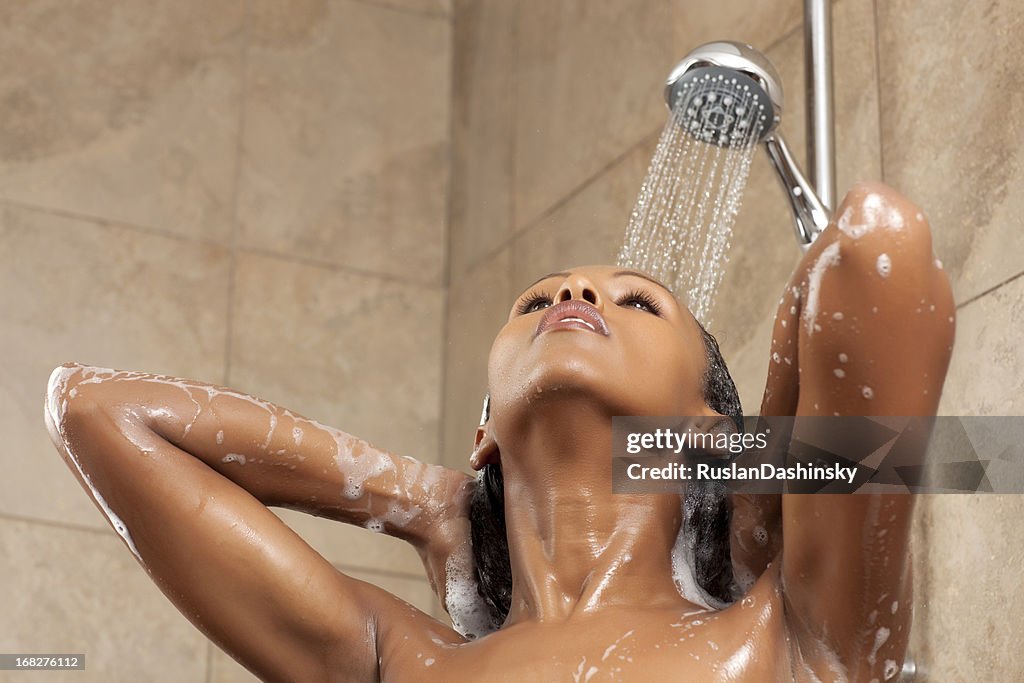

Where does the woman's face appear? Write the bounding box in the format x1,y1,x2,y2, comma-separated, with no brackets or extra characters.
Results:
487,265,713,429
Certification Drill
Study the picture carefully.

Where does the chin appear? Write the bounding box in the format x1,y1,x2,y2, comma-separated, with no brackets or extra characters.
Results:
521,358,672,420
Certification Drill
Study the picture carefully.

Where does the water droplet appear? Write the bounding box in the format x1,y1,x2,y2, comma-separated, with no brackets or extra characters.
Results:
832,311,844,321
862,386,874,399
834,368,846,378
876,253,892,277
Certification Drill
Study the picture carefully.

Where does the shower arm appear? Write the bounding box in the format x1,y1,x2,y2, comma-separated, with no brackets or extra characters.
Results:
765,0,836,251
764,133,831,250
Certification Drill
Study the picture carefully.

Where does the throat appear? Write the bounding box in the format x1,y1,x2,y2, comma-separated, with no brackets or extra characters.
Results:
500,477,695,623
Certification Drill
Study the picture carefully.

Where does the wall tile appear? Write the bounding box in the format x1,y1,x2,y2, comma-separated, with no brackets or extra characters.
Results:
513,0,675,231
0,2,243,242
208,568,435,683
0,204,229,530
443,247,513,472
449,0,519,279
272,508,426,576
361,0,450,17
0,518,208,682
910,495,1024,682
229,251,443,464
672,0,802,57
239,1,450,284
939,274,1024,415
878,0,1024,305
509,134,658,293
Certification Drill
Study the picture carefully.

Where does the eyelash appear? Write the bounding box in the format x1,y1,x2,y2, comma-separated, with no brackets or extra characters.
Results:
514,288,663,316
620,289,663,315
515,289,551,315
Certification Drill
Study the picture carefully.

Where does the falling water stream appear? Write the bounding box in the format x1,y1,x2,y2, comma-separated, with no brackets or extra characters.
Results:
618,72,765,326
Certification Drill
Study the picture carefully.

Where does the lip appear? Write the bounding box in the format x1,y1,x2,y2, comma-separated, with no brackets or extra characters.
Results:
535,300,610,338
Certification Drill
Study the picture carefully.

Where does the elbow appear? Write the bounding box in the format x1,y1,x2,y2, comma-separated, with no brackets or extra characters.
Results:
829,182,953,315
832,182,942,278
44,363,83,446
44,362,114,448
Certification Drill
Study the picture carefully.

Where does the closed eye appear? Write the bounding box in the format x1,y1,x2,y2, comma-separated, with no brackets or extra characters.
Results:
515,289,553,315
617,289,663,316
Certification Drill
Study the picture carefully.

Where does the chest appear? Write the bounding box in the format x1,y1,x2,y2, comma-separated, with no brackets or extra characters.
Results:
385,597,797,683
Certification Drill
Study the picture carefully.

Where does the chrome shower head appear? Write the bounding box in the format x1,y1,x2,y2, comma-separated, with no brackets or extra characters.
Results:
663,41,829,248
664,41,783,146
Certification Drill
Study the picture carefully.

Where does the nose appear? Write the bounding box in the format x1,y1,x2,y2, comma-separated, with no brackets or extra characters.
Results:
554,275,604,311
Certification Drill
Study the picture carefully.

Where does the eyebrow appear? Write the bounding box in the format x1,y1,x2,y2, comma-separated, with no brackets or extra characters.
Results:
525,271,570,289
522,270,673,295
611,269,673,294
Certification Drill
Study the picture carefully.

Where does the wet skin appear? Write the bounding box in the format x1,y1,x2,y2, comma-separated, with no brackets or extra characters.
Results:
45,182,954,682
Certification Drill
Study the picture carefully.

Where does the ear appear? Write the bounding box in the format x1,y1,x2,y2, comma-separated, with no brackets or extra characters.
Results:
469,424,500,471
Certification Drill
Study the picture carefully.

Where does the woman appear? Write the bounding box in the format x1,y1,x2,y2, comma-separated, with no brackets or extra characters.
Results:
45,182,953,681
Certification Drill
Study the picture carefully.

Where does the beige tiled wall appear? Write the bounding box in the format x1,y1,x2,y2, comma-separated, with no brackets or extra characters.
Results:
1,1,447,681
447,0,1024,680
878,1,1024,680
6,0,1024,680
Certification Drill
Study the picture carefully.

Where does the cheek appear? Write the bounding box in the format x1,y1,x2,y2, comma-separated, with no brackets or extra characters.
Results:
627,334,704,412
486,325,528,404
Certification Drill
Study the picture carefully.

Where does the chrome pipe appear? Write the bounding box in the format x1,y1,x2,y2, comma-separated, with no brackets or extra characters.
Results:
764,133,830,249
804,0,836,211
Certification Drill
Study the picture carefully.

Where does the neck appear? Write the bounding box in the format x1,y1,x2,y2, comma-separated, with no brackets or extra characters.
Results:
495,398,696,624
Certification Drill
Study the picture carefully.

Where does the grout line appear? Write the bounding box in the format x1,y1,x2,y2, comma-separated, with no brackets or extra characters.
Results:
872,0,887,182
347,0,449,21
461,126,663,281
0,194,443,290
224,3,250,388
236,244,442,288
765,19,803,54
0,512,431,582
956,269,1024,310
508,0,521,266
0,199,228,250
437,5,456,469
912,496,932,670
0,510,113,537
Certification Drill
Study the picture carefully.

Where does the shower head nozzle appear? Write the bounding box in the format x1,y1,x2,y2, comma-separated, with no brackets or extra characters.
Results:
665,41,784,146
662,40,829,248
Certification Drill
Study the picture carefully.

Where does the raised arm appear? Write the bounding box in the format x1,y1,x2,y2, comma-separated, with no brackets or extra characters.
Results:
766,183,954,679
44,364,463,681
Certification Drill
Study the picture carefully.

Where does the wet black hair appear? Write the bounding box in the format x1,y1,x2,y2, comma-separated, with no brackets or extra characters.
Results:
468,322,741,630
